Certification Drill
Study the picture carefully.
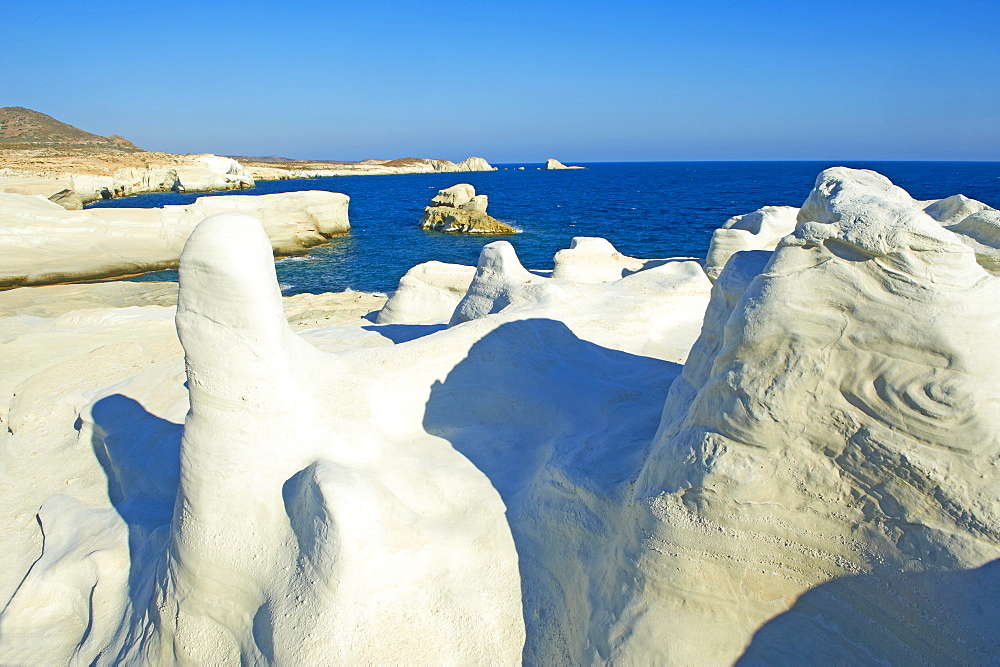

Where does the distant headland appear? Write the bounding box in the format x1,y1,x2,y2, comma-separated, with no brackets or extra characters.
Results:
0,107,496,208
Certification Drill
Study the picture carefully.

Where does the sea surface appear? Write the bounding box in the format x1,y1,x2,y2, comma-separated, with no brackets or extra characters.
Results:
88,161,1000,295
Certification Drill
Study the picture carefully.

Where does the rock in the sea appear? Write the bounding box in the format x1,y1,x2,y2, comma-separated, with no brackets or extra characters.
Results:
454,156,496,172
545,158,585,170
703,205,798,281
420,183,516,234
0,190,350,287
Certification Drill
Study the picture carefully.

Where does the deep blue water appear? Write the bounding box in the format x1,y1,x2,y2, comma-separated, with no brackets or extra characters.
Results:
87,161,1000,295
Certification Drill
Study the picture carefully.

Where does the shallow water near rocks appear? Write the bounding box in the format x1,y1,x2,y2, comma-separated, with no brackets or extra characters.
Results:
88,161,1000,295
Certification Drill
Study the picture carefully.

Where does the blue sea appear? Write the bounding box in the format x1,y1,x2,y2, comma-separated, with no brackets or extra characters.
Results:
87,162,1000,295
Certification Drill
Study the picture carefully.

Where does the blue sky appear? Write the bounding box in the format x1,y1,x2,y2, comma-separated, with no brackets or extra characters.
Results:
4,0,998,161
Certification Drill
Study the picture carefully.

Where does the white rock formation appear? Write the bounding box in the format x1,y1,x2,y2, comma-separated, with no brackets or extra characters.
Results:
946,208,1000,274
703,205,799,280
376,261,477,324
1,167,998,664
420,184,516,234
609,166,1000,663
244,156,497,181
451,240,711,362
0,190,350,287
545,158,585,170
0,175,82,209
0,213,526,663
0,154,255,205
429,183,476,208
551,236,646,283
922,193,991,225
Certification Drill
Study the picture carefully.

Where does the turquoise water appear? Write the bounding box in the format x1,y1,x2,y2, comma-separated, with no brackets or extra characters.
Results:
88,161,1000,295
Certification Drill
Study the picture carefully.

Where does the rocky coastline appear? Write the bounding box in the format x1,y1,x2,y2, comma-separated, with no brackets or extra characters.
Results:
2,167,999,662
0,106,497,209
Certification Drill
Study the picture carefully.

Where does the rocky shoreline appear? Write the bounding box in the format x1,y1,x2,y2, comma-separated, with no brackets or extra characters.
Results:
2,165,1000,663
0,149,497,210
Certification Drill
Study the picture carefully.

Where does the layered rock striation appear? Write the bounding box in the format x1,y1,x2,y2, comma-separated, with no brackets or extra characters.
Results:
1,167,998,664
419,183,517,234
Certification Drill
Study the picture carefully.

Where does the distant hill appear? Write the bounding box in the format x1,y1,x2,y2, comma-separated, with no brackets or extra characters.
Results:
0,107,141,149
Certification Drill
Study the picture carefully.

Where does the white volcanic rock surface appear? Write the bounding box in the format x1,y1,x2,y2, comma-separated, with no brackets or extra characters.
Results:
703,205,798,280
551,236,647,283
0,190,350,287
376,261,477,325
1,168,998,664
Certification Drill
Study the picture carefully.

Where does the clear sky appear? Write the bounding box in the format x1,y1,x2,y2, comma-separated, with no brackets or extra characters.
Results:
4,0,998,162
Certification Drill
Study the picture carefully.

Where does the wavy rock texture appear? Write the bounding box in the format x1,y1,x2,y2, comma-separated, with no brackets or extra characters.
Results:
612,167,1000,663
0,167,997,664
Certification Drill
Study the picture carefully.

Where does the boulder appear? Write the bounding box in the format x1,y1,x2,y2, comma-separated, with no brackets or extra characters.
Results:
429,183,476,208
420,184,516,234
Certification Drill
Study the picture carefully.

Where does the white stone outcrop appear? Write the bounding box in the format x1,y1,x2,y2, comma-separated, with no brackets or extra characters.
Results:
1,167,998,664
0,190,349,287
610,167,1000,663
545,158,585,170
245,156,497,181
703,205,799,280
551,236,646,283
0,154,255,205
420,184,516,234
376,261,477,324
0,176,83,209
922,193,991,225
947,209,1000,274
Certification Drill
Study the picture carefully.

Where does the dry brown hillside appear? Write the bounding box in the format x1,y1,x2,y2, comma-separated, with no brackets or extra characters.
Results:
0,107,141,149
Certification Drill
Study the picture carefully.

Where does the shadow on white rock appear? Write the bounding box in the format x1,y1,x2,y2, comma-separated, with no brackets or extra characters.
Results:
615,166,1000,664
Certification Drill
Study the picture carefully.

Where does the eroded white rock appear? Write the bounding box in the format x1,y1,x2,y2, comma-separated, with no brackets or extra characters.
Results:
377,261,477,324
0,190,350,287
551,237,646,283
2,167,997,664
612,166,1000,664
703,205,798,281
